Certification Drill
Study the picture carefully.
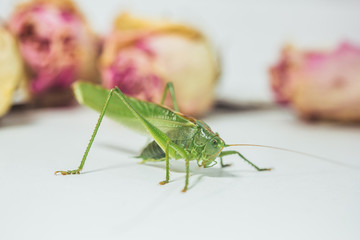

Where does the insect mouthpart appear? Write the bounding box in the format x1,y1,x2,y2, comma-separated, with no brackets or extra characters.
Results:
198,159,216,168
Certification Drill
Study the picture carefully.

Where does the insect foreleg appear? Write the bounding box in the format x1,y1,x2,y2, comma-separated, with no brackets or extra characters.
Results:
219,151,272,171
160,82,179,112
55,88,117,175
219,157,232,168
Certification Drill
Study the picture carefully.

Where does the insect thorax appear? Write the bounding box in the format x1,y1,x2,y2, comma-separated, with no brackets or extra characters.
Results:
139,120,225,167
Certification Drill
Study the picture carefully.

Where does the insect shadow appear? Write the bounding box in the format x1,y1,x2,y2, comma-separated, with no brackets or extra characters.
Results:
98,142,139,156
80,142,139,174
140,161,256,191
93,141,242,179
85,141,249,191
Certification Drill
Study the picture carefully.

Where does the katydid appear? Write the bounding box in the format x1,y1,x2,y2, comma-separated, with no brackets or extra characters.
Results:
55,82,273,192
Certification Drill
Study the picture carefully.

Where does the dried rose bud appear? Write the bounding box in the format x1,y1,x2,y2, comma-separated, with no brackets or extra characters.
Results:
100,13,220,116
8,0,98,106
0,25,29,117
270,43,360,122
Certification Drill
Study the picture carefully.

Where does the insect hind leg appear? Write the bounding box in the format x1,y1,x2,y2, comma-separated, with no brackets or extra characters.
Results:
160,82,179,112
55,88,117,175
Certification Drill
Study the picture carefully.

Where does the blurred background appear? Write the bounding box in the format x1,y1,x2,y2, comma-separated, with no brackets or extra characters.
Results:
2,0,360,103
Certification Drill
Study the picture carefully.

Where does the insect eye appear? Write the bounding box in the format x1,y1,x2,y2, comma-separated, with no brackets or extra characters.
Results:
212,139,217,146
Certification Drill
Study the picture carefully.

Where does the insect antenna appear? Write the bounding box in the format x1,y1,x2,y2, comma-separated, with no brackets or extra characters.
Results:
225,143,360,169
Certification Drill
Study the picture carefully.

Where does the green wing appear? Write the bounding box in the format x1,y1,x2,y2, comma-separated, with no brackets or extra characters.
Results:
73,82,197,138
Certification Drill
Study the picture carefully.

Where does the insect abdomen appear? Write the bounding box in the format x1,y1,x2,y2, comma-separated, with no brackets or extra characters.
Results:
139,141,165,160
139,129,197,161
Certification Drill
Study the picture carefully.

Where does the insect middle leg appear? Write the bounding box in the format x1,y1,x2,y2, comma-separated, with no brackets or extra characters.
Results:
219,151,272,171
182,158,190,192
159,142,170,185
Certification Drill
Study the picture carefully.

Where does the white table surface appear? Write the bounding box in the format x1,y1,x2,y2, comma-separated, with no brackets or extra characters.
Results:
0,106,359,240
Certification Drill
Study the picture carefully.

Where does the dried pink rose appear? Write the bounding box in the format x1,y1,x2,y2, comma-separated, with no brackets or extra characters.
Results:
100,13,220,116
8,0,98,105
270,43,360,121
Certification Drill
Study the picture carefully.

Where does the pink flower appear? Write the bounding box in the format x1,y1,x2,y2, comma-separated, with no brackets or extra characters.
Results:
270,43,360,121
8,0,98,104
100,13,220,116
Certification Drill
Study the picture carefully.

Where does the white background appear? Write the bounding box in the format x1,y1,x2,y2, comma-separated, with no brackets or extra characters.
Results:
1,1,360,240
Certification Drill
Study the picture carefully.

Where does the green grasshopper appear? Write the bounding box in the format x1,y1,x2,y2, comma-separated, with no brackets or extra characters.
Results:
55,82,271,192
